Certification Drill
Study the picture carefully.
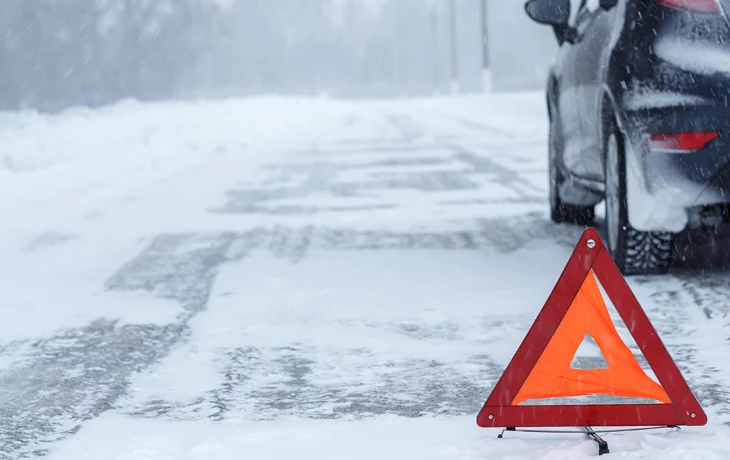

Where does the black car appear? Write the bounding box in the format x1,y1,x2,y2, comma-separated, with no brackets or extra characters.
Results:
526,0,730,275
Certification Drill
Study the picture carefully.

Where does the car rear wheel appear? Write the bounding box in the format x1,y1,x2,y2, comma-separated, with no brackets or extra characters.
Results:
604,124,672,275
549,105,595,225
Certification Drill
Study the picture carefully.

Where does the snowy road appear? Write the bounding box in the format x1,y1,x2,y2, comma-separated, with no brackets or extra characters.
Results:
1,94,730,459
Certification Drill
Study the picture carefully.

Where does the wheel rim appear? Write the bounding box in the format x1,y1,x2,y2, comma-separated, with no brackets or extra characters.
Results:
606,134,620,253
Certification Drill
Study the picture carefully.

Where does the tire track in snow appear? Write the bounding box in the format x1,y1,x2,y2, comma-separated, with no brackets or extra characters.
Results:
101,227,730,426
112,221,583,422
123,344,508,421
211,111,547,216
0,234,236,459
451,146,544,201
666,272,730,419
0,218,584,457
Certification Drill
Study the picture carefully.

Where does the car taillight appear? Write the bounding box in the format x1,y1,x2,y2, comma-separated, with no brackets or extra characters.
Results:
647,132,720,152
655,0,722,14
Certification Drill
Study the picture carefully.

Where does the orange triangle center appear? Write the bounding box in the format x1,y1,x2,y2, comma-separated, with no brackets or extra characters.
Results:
512,270,671,405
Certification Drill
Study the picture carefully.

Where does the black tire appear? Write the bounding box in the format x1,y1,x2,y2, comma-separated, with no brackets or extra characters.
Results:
548,104,595,225
604,122,672,275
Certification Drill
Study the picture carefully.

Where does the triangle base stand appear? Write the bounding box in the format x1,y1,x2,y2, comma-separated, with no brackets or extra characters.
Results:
496,425,681,456
585,427,610,456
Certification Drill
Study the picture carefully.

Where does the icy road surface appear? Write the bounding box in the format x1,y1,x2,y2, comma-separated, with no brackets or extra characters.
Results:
0,94,729,459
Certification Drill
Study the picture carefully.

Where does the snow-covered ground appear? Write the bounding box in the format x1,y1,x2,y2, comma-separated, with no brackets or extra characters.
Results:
1,92,730,459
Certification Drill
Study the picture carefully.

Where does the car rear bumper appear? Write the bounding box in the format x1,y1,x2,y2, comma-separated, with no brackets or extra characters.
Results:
620,104,730,233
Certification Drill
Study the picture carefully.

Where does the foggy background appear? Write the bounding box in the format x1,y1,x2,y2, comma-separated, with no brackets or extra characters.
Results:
0,0,557,113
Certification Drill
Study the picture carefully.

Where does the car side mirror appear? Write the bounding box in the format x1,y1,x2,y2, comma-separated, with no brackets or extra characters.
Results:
525,0,571,26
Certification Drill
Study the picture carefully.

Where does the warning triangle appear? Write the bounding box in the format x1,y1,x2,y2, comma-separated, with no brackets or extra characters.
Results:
476,227,706,428
513,269,670,405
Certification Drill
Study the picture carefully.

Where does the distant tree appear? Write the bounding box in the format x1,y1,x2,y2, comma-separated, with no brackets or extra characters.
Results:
0,0,446,111
0,0,223,111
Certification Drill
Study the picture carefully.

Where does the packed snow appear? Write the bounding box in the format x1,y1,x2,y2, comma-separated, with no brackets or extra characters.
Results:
1,92,730,460
654,37,730,76
622,90,708,111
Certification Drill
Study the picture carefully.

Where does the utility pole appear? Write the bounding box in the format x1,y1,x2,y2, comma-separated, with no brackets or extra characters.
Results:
480,0,489,69
480,0,490,91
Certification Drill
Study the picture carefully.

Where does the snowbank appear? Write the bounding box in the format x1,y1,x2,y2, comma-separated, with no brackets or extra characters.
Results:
0,96,358,174
47,413,730,460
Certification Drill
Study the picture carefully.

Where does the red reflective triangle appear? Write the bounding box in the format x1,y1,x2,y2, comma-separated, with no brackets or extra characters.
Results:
476,227,707,428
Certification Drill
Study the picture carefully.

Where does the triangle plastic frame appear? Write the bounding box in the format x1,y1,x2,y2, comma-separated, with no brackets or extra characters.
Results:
476,227,707,428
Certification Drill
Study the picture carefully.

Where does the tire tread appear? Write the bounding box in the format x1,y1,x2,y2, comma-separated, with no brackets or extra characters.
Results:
621,228,673,275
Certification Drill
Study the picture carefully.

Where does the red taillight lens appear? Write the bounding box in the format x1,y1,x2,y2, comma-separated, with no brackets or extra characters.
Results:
647,132,720,152
655,0,722,14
